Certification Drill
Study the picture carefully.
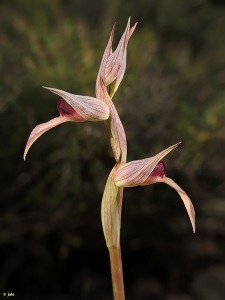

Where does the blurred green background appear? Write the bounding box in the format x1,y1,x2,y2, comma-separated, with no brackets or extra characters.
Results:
1,0,225,299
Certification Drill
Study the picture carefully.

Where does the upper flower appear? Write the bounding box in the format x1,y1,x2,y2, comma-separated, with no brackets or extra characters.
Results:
95,19,137,163
114,143,196,233
23,86,110,160
96,18,137,99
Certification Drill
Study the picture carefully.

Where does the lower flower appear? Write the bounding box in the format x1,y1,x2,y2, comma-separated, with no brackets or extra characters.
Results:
114,143,196,233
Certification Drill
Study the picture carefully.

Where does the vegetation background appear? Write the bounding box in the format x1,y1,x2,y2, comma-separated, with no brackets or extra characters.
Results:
1,0,225,299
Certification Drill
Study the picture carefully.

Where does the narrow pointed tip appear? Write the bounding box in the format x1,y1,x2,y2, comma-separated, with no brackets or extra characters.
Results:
42,86,57,93
23,147,29,161
169,142,181,151
175,141,181,147
111,23,116,36
23,144,30,161
191,211,196,234
42,86,52,91
133,22,138,29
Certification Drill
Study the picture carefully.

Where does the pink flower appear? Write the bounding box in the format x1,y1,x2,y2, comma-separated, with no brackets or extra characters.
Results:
96,18,137,99
24,87,110,160
115,143,196,233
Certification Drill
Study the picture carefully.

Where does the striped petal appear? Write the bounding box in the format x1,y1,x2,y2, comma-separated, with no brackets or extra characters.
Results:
96,24,115,100
96,18,137,99
105,18,137,96
115,143,180,187
43,86,110,121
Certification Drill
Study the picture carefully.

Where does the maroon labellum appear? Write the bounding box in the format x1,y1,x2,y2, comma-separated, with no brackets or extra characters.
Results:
57,99,85,121
142,161,166,185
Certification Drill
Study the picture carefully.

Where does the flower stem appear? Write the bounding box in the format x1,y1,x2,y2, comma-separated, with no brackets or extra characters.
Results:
108,245,125,300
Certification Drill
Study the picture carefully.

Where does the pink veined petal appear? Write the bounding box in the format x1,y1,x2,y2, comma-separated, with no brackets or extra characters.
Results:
109,21,137,98
43,86,110,121
105,18,136,86
115,143,180,187
23,116,75,160
129,22,138,38
162,176,196,233
96,24,115,99
96,19,137,99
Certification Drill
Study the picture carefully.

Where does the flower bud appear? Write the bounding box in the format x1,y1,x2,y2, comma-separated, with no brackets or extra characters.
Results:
96,18,137,99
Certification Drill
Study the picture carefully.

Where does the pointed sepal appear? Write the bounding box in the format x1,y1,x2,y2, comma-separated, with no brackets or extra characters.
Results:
43,86,110,121
115,143,180,187
96,18,137,99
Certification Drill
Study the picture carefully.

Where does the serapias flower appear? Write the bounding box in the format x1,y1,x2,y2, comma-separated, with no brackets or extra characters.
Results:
23,86,110,160
114,143,196,233
96,17,137,99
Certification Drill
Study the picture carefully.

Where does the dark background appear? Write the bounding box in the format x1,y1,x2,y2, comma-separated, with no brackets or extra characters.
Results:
1,0,225,299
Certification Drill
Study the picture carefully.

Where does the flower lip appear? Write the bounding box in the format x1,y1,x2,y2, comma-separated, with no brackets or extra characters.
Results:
141,161,166,186
150,160,166,178
57,99,85,121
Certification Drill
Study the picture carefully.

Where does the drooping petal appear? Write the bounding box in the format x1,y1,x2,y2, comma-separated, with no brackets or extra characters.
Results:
23,116,75,160
101,165,120,248
162,176,196,233
43,86,110,121
115,143,180,187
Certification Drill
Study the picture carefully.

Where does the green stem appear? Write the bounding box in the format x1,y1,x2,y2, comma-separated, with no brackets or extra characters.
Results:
108,245,125,300
108,186,125,300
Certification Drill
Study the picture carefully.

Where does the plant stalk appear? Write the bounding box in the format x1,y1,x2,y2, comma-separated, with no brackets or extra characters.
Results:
108,245,125,300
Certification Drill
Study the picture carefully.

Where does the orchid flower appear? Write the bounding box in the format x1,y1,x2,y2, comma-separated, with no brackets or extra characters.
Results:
23,86,110,160
96,18,137,99
115,143,196,233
